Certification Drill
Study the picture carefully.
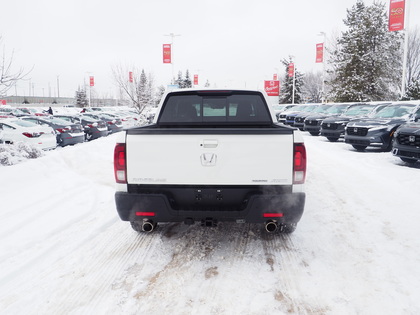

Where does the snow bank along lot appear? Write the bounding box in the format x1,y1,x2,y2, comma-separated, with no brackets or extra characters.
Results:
0,133,419,315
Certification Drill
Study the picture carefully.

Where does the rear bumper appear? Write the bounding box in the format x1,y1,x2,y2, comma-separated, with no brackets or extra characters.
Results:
115,190,305,224
59,134,85,146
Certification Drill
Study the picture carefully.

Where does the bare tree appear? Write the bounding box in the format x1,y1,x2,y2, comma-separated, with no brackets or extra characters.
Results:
0,36,29,96
112,64,155,114
302,71,323,103
407,27,420,83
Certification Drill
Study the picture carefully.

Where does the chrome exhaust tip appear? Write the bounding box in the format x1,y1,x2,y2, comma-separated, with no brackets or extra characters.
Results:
265,220,278,233
142,220,155,233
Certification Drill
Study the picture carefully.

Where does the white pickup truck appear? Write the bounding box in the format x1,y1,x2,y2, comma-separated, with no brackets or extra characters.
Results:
114,89,306,234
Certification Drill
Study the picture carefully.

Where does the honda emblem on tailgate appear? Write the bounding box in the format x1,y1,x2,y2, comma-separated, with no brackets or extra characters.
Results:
201,153,217,166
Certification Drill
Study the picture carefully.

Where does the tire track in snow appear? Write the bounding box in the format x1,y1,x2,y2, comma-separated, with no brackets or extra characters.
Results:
261,232,329,314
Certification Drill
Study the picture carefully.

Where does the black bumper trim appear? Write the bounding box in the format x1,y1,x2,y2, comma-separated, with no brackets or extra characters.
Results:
115,191,305,224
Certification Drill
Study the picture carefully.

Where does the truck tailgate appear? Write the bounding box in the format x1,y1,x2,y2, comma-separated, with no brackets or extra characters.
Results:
126,132,294,186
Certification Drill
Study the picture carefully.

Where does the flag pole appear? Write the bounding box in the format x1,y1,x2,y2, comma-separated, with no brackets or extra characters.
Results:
401,0,410,98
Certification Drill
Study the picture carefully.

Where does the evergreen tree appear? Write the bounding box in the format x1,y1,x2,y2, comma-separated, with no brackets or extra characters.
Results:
174,70,193,89
138,69,148,106
175,71,184,88
279,58,304,104
75,87,88,107
329,0,403,102
155,85,166,105
401,79,420,100
183,70,192,88
205,80,211,87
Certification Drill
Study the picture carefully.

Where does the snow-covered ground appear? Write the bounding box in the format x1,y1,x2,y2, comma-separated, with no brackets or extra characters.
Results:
0,132,419,315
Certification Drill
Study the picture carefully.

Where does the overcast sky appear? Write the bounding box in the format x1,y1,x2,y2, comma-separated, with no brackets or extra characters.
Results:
1,0,419,98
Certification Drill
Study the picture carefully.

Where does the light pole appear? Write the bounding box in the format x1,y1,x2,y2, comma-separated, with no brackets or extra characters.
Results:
318,32,326,103
57,75,60,99
164,33,181,83
401,0,411,98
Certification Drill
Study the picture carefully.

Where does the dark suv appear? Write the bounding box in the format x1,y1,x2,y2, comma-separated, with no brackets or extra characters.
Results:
304,103,352,136
392,108,420,163
344,103,419,151
294,104,332,131
320,103,390,142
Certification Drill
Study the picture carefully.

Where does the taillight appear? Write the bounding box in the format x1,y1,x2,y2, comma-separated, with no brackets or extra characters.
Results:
114,143,127,184
293,143,307,184
56,127,70,133
263,213,284,218
22,132,41,138
136,212,156,217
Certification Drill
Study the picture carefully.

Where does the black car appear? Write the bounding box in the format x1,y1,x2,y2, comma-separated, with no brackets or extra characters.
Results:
294,104,332,131
272,104,296,122
304,103,354,136
54,114,108,141
277,105,299,124
285,105,318,126
83,113,123,134
320,103,390,142
21,116,85,146
392,108,420,163
344,103,419,151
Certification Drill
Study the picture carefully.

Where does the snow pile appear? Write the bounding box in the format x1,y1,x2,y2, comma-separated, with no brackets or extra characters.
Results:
0,142,44,166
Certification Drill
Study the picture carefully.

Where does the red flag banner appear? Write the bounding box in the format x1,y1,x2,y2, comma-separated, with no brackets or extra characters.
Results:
129,71,133,83
163,44,172,63
316,43,324,63
389,0,405,32
288,63,295,77
194,74,198,85
0,100,6,105
273,74,278,80
264,80,280,96
89,76,94,87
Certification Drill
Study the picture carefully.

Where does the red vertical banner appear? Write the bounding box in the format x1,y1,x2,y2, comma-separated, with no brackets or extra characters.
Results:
273,74,278,80
129,71,133,83
389,0,405,31
288,63,295,77
89,76,95,87
316,43,324,63
163,44,172,63
194,74,198,85
264,80,280,96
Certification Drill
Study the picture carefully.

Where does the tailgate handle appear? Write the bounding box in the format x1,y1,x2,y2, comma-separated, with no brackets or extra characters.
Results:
201,139,218,148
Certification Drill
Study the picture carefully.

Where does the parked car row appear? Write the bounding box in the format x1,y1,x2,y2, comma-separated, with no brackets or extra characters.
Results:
0,105,145,151
276,101,420,164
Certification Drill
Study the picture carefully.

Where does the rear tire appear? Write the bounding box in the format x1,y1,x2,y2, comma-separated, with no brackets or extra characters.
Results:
352,145,367,151
309,132,319,136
